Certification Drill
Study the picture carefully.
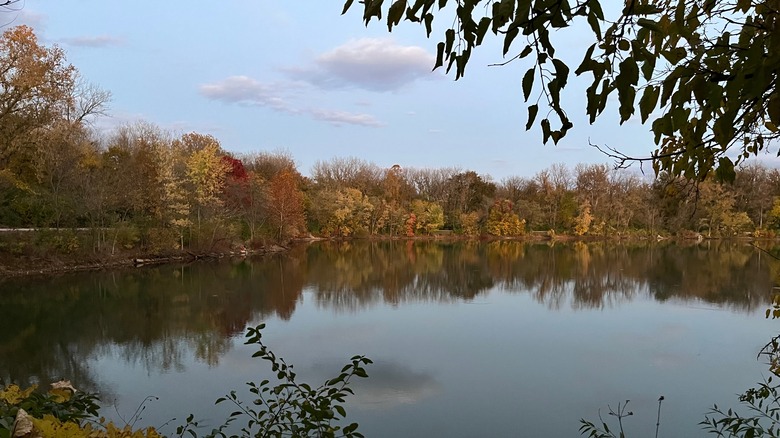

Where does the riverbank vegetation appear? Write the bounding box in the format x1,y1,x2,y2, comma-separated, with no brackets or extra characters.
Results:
3,24,780,274
0,325,370,438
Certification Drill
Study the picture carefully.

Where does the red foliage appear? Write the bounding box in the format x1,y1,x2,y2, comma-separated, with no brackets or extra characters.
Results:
222,156,248,182
405,213,416,237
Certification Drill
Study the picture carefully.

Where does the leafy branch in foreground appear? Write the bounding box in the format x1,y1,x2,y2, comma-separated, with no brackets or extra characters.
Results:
580,396,665,438
699,294,780,438
1,324,370,438
344,0,780,181
178,323,372,438
700,376,780,438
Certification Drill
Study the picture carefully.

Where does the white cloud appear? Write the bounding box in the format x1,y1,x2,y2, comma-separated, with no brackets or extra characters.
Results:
286,38,436,92
199,75,293,112
199,75,382,128
61,35,124,48
307,109,383,127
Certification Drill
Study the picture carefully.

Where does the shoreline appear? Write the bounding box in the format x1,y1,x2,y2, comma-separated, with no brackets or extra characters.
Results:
0,233,771,279
0,245,289,279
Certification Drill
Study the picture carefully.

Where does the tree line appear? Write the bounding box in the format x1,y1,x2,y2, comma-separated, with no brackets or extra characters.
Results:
2,25,780,256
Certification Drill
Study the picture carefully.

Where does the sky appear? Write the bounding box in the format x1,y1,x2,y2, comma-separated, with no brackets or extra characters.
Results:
3,1,775,181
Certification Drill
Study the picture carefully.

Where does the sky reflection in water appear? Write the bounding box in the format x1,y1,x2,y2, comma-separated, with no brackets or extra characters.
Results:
0,240,777,437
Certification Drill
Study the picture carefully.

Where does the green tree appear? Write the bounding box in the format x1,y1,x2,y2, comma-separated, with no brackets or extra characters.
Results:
344,0,780,180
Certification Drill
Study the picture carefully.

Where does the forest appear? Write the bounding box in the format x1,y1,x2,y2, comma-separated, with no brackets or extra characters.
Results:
2,24,780,259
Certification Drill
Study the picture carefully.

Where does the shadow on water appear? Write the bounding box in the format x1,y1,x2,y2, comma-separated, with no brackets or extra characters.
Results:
0,240,775,390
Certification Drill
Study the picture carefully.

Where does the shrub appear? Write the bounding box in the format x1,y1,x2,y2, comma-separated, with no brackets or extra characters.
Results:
1,324,370,438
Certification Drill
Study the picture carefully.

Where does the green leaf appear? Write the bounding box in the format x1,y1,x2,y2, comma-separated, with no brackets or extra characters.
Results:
637,18,662,33
526,104,538,130
503,27,519,56
445,28,455,55
619,57,639,86
618,86,636,123
550,130,563,144
641,55,656,81
715,157,736,183
639,85,659,123
522,67,534,101
342,0,355,15
574,44,597,76
552,59,569,89
434,42,445,69
475,17,491,45
661,47,687,65
541,118,551,144
387,0,406,30
519,45,532,59
423,13,433,36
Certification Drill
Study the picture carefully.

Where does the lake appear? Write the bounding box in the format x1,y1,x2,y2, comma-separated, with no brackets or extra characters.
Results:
1,240,778,437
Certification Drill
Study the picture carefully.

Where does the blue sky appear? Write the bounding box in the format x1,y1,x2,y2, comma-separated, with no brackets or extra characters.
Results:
6,1,765,180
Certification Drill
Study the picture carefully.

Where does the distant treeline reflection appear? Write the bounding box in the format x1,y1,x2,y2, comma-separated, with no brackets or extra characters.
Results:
0,241,774,386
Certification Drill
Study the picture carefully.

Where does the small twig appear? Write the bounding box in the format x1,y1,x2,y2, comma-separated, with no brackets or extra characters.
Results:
655,396,664,438
750,242,780,261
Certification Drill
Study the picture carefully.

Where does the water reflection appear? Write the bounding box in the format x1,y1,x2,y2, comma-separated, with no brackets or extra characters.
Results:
301,359,440,409
0,240,774,389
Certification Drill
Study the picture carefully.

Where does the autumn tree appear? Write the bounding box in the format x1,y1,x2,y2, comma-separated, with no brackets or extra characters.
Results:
0,26,75,178
311,157,384,195
486,199,525,236
573,200,594,236
0,25,109,228
33,122,93,227
267,170,305,242
443,170,496,230
497,175,545,231
244,150,298,181
240,151,300,242
460,211,481,237
535,164,575,231
311,188,374,237
344,0,780,181
733,164,776,229
769,197,780,230
186,138,231,248
410,199,444,235
403,167,460,204
697,179,754,237
158,141,190,250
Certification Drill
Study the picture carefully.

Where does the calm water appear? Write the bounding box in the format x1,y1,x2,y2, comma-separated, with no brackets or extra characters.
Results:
1,240,778,437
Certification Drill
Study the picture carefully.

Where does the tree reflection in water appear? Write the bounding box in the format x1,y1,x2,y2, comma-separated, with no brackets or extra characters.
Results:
0,240,774,391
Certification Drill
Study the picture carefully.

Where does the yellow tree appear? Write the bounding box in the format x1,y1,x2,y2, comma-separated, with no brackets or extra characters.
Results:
320,188,374,237
410,200,444,235
0,25,76,181
573,200,594,236
486,199,525,236
187,140,230,245
158,143,190,250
